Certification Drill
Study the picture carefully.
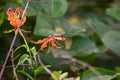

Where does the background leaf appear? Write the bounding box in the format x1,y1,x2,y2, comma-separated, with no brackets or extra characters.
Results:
51,0,68,17
87,18,112,37
102,31,120,54
34,14,85,37
82,67,115,80
71,36,97,56
106,6,120,20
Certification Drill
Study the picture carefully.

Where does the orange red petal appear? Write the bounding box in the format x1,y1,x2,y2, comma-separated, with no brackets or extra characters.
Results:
6,7,26,29
30,36,66,51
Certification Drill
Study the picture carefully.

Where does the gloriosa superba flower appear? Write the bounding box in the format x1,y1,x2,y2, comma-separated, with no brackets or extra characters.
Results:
4,7,26,33
7,7,26,29
30,36,66,51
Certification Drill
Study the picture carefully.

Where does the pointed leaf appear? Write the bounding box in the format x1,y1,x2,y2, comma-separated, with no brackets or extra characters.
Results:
17,54,29,66
31,47,38,63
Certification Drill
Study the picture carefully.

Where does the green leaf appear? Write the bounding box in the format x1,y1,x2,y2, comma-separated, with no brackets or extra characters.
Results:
71,36,97,56
83,67,115,76
110,73,120,79
34,66,44,76
0,12,4,26
87,18,112,37
82,75,113,80
31,47,38,63
21,0,42,16
82,67,115,80
13,45,27,53
51,0,68,17
53,71,61,79
102,31,120,54
106,6,120,20
18,70,34,80
59,18,86,37
34,65,51,76
34,14,55,36
40,0,68,17
21,0,68,17
17,54,29,67
60,72,68,80
34,14,85,37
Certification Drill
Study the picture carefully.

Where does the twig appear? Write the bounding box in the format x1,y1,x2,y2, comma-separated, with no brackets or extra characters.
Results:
0,0,30,79
69,58,104,80
105,49,120,60
5,64,31,69
11,49,18,80
37,54,58,80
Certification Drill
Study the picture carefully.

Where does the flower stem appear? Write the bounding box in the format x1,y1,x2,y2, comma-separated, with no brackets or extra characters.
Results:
19,29,32,58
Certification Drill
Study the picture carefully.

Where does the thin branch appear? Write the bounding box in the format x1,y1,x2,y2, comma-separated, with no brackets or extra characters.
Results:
69,58,104,80
0,0,30,79
37,54,58,80
11,49,18,80
105,49,120,60
5,64,31,69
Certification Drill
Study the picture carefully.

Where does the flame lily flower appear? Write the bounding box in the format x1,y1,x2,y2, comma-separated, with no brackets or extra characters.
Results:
6,7,26,29
30,36,66,51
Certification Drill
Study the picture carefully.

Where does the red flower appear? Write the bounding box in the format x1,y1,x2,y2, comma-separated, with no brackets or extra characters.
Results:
6,7,26,29
30,36,66,51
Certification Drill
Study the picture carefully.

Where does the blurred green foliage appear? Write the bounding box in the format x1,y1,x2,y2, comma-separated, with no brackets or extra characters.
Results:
0,0,120,80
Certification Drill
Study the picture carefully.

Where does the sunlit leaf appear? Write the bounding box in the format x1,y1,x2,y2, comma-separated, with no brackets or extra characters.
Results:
53,71,61,78
60,72,68,80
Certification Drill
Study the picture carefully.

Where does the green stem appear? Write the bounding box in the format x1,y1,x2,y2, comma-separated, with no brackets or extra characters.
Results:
19,29,32,59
